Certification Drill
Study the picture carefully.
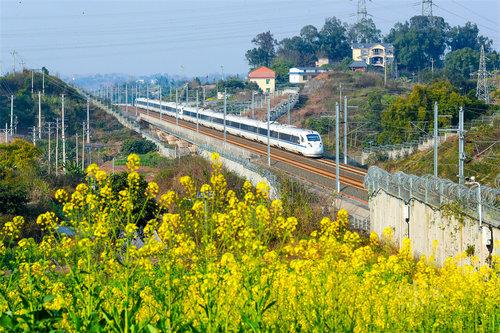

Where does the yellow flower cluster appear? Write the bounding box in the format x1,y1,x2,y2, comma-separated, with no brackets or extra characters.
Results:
0,153,498,332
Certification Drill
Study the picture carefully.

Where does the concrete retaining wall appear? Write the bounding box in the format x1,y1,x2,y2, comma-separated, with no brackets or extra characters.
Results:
370,190,499,266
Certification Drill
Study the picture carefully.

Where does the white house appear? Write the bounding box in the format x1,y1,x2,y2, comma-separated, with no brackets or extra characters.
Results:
289,67,327,84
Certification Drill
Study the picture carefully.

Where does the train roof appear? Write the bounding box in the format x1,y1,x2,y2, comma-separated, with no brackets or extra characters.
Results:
137,98,320,137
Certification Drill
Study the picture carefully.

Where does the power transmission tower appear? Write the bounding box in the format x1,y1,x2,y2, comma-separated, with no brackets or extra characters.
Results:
355,0,370,22
476,45,490,104
422,0,433,17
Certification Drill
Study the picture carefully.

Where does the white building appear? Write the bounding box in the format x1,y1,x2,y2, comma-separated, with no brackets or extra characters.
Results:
289,67,327,84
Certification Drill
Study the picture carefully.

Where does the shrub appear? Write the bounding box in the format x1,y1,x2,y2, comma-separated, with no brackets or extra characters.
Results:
122,138,158,155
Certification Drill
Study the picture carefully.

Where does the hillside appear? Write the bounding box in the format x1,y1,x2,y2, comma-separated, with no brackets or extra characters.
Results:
381,116,499,187
283,70,409,155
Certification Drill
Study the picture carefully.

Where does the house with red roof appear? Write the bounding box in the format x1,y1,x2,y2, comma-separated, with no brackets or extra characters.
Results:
248,66,276,94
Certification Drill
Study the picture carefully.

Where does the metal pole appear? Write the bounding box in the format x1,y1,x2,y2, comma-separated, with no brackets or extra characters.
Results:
31,70,34,94
55,118,59,175
335,102,340,193
75,133,79,168
86,97,90,144
267,93,271,167
288,94,291,125
32,126,36,145
38,91,42,139
47,123,51,174
175,89,179,126
159,86,162,120
433,101,438,177
223,88,227,143
458,106,465,185
10,95,13,135
82,122,85,171
196,90,199,132
343,96,348,164
146,84,149,116
135,86,138,116
202,86,206,106
186,84,189,104
42,71,45,95
61,94,66,174
477,184,482,227
4,123,7,143
125,84,128,113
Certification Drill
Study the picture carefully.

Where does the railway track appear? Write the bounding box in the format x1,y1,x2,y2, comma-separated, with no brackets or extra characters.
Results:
129,106,367,193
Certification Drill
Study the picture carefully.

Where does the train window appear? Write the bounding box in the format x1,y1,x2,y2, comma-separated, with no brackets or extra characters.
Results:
306,134,321,142
290,135,300,144
280,133,291,142
213,117,223,124
271,130,279,138
258,127,268,136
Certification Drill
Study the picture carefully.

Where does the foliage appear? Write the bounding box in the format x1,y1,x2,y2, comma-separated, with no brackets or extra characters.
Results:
0,139,42,214
0,153,499,331
122,139,158,155
318,17,351,61
385,16,449,72
271,57,295,84
447,22,493,52
276,36,316,67
444,48,480,90
245,31,277,68
347,18,381,44
378,80,487,144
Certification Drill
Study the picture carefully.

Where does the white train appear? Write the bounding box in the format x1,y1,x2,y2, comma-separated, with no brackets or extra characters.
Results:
135,98,324,157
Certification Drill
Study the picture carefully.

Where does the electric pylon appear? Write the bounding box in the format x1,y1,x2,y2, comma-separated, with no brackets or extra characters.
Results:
422,0,433,17
476,45,490,104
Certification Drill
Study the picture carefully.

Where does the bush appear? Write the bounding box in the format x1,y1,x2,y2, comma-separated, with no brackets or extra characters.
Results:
122,139,158,155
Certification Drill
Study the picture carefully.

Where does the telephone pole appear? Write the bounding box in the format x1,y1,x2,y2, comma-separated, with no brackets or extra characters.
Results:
343,96,348,164
42,70,45,95
61,94,66,174
458,107,465,185
86,97,90,143
335,102,340,193
433,102,438,177
31,70,34,94
476,45,490,104
75,133,79,168
175,89,179,126
125,84,128,113
55,118,59,175
82,122,86,171
196,90,199,132
10,95,14,135
46,122,53,174
223,88,227,143
267,93,271,167
38,91,42,139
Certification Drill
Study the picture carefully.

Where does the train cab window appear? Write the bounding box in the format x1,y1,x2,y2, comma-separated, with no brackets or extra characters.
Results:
306,134,321,142
290,136,300,144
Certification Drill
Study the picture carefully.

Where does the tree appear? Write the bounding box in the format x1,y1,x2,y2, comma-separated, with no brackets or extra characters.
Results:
447,22,492,52
271,57,295,84
245,31,277,68
318,17,351,61
378,81,480,144
385,16,449,72
122,139,158,155
300,25,320,47
277,36,316,67
444,48,479,89
347,18,381,44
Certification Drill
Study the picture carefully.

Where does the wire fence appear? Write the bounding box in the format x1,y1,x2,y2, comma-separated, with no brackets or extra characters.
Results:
364,166,500,227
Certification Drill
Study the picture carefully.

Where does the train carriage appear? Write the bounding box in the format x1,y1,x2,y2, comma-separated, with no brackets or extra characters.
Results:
134,98,323,157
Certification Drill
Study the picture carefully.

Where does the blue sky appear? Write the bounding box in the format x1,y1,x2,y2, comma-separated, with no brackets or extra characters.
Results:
1,0,498,77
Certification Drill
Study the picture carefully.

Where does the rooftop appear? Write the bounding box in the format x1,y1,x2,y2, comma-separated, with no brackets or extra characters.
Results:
352,42,394,49
248,66,276,79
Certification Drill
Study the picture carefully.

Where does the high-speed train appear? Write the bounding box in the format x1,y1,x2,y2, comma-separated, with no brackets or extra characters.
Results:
135,98,324,157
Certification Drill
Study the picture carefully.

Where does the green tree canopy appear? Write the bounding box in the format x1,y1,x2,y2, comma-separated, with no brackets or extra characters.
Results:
245,31,277,68
318,17,351,61
447,22,492,52
385,16,449,72
347,18,381,44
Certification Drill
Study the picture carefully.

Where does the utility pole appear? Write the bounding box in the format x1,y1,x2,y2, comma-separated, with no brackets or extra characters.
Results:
135,86,138,116
82,122,86,171
159,86,162,120
10,51,16,73
46,122,53,174
433,102,438,177
384,55,387,86
221,65,224,81
10,95,13,135
335,102,340,193
31,126,36,145
458,106,465,185
4,123,7,143
339,83,342,115
42,70,45,95
61,94,66,174
343,96,348,164
202,86,206,106
31,70,34,94
476,45,490,104
431,58,435,75
267,93,271,167
146,84,149,115
175,89,179,126
186,83,189,104
196,90,199,132
38,91,42,139
55,118,59,175
125,84,128,113
86,98,90,143
223,88,227,143
75,133,79,168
